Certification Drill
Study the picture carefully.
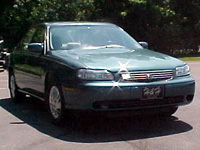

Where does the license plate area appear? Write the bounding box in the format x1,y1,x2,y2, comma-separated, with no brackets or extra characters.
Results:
141,86,164,100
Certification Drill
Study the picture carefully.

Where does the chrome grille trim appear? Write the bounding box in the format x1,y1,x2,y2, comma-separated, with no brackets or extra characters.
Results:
121,70,173,82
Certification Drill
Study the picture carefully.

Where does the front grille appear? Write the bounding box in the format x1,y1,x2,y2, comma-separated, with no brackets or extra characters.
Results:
121,70,173,82
93,96,184,110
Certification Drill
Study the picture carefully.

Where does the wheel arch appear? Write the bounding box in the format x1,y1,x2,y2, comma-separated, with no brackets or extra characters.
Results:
45,71,56,93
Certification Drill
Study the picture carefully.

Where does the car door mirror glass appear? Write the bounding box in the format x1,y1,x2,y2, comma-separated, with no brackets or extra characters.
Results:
28,43,43,52
139,42,148,49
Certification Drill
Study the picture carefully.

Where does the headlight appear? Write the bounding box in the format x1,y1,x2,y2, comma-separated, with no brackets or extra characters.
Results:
77,69,114,80
176,65,190,77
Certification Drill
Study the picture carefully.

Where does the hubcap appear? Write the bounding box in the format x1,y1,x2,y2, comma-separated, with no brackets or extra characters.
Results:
49,86,62,119
10,75,16,98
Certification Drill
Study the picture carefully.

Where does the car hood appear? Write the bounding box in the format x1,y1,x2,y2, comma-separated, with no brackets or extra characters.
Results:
51,48,185,72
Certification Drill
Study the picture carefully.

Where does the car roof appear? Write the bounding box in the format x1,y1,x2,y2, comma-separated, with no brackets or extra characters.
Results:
39,22,116,27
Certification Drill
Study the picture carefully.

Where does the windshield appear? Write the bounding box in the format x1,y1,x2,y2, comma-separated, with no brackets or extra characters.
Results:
49,25,142,50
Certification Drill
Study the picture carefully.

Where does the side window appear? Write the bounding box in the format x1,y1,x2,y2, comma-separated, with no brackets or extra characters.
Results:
18,28,36,50
31,27,45,43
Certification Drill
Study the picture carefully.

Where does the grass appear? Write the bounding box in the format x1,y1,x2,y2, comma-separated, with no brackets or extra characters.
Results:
178,56,200,61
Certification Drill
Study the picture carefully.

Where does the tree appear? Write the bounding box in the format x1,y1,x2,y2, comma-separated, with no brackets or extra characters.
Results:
0,0,200,53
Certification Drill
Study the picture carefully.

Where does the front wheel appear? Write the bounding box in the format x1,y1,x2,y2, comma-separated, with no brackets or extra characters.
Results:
165,107,178,116
158,107,178,117
9,72,25,102
47,85,65,124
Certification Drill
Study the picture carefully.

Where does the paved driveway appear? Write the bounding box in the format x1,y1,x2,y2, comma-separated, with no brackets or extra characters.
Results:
0,61,199,150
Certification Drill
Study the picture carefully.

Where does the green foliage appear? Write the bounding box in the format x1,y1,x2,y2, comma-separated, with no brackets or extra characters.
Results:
0,0,97,48
179,57,200,61
0,0,200,54
171,49,197,57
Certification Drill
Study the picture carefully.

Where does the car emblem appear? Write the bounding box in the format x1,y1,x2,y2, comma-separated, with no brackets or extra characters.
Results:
146,74,154,80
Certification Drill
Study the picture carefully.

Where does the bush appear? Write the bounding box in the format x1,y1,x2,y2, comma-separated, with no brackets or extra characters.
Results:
171,49,199,57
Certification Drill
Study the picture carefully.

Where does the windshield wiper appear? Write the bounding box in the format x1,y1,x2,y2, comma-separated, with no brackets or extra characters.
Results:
81,44,125,50
100,44,125,49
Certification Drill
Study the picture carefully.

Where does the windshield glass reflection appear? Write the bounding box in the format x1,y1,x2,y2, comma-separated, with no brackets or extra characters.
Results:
49,25,142,50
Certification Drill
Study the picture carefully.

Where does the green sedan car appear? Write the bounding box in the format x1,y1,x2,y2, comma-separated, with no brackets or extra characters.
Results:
8,22,195,124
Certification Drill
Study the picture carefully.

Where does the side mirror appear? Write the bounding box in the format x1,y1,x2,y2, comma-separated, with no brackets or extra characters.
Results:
28,43,43,52
139,42,149,49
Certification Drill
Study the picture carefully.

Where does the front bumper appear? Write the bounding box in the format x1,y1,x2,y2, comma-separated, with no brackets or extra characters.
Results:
62,76,195,111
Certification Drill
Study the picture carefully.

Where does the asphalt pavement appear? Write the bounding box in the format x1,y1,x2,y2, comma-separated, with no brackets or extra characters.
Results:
0,61,200,150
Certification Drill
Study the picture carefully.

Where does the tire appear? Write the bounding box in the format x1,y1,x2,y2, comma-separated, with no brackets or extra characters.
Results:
159,107,178,117
9,72,25,102
166,107,178,115
46,83,66,125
